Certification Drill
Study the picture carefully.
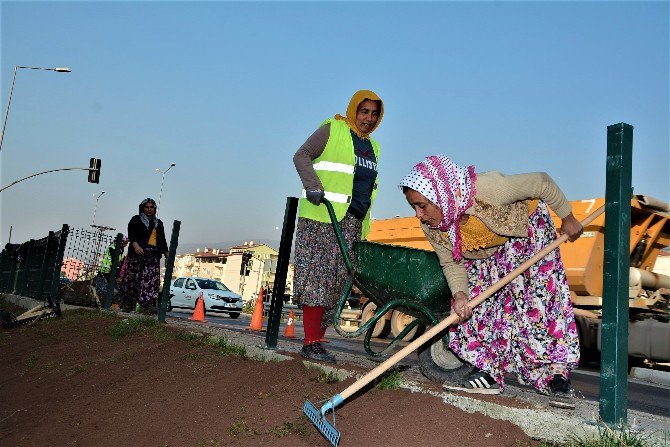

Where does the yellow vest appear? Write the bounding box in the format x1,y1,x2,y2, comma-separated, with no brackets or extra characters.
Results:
298,119,380,239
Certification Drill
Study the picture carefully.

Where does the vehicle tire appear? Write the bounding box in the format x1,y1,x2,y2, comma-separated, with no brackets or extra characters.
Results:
390,309,425,342
417,330,468,383
167,297,173,312
229,312,240,319
575,315,600,366
360,302,391,339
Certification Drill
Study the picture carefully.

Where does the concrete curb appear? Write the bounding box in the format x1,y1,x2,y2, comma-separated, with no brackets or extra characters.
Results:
631,366,670,387
1,293,81,312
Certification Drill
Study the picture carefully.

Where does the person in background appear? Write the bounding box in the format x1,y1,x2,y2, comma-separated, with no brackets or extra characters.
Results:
94,236,128,298
293,89,384,363
118,198,168,312
399,155,582,408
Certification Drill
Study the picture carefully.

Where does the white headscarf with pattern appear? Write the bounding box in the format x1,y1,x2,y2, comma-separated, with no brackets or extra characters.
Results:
399,155,476,261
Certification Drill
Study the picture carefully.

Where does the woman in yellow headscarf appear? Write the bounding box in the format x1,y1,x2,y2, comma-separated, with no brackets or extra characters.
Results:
293,90,384,363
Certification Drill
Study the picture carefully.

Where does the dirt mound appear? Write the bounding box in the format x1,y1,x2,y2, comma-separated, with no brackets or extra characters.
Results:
0,309,537,446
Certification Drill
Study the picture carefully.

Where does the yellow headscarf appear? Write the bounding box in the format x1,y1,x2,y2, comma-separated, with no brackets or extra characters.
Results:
334,89,384,139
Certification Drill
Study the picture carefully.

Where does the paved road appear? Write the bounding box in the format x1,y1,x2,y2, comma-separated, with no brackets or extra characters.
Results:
168,309,670,417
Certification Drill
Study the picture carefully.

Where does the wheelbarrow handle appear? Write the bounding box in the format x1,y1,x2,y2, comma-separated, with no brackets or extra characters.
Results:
320,198,353,274
333,205,605,403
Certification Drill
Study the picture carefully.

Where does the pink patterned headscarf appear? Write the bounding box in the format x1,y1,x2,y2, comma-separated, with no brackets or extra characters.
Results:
399,155,476,261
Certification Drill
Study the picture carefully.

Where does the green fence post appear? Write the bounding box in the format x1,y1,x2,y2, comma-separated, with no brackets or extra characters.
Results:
103,233,124,310
0,248,11,293
48,225,69,316
18,239,35,296
158,220,181,323
600,123,633,427
0,249,6,292
7,246,23,295
265,197,298,349
36,232,56,300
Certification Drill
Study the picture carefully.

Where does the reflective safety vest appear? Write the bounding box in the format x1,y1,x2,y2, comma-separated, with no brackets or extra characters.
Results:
298,118,380,239
99,244,123,274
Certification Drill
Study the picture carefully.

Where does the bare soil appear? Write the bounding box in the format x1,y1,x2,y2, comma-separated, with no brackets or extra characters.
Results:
0,305,539,447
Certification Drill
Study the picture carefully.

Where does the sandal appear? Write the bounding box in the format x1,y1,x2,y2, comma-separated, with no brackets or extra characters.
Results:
443,367,501,395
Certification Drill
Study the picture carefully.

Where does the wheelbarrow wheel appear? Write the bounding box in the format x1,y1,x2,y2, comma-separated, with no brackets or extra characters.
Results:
418,332,468,383
360,302,391,339
390,309,425,342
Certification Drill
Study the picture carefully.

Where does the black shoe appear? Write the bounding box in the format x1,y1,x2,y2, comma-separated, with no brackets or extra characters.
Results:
141,305,158,315
300,342,336,364
443,367,501,395
548,374,575,409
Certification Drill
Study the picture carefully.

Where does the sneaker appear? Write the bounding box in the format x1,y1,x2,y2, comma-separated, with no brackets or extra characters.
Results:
120,304,134,313
443,367,501,395
548,374,575,409
300,342,336,364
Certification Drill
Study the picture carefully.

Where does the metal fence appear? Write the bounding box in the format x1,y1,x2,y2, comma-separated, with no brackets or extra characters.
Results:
59,227,116,307
0,225,69,304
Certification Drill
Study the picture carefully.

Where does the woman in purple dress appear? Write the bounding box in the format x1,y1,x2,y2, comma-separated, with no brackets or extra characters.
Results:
399,155,583,408
118,198,168,312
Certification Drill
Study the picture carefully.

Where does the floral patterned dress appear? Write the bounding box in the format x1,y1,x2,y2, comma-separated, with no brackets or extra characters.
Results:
448,201,580,391
117,247,161,311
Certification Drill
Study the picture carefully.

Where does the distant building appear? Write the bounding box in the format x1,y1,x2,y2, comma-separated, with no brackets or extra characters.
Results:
61,258,86,281
172,241,294,304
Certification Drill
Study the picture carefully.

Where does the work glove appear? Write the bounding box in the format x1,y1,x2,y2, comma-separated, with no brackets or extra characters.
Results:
306,189,325,206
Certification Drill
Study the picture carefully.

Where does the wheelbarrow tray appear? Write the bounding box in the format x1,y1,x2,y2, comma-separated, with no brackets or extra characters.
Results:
353,241,452,319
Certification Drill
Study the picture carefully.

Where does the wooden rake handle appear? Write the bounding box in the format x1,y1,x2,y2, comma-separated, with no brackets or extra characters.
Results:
339,205,605,401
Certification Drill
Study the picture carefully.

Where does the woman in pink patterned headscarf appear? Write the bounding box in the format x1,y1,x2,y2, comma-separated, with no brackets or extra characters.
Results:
400,155,583,409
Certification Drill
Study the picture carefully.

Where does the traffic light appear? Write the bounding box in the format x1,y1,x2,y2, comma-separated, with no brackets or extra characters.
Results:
88,158,101,184
240,252,252,275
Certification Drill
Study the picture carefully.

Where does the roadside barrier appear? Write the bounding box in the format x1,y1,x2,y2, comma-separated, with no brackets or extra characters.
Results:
0,225,68,303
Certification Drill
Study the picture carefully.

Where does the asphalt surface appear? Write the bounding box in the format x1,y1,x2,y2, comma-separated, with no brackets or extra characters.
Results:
168,308,670,418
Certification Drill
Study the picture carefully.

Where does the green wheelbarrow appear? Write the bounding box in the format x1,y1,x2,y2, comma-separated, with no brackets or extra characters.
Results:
321,199,459,376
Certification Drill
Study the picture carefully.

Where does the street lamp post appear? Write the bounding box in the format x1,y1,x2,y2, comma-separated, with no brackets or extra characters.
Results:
91,190,106,228
155,163,176,211
0,65,71,152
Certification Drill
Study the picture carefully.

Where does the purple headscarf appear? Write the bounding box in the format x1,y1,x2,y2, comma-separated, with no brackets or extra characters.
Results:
399,155,476,261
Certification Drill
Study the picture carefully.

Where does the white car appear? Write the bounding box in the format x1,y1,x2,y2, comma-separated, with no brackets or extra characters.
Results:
169,277,243,318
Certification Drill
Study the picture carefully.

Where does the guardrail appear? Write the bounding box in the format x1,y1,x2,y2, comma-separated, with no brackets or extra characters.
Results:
0,225,69,302
262,302,361,323
263,302,302,318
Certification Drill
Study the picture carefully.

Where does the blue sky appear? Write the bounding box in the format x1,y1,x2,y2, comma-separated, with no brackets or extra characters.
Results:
1,1,668,246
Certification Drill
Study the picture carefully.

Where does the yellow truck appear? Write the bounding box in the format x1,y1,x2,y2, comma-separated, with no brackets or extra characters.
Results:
362,195,670,370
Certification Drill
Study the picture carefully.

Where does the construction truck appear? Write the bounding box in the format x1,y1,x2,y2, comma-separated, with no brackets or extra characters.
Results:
553,195,670,366
359,194,670,375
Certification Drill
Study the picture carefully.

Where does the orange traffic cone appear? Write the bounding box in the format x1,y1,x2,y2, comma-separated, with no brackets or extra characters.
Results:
246,288,265,331
283,309,296,338
190,292,207,322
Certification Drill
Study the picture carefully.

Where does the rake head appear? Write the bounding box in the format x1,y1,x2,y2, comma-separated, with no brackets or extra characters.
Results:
303,395,343,447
